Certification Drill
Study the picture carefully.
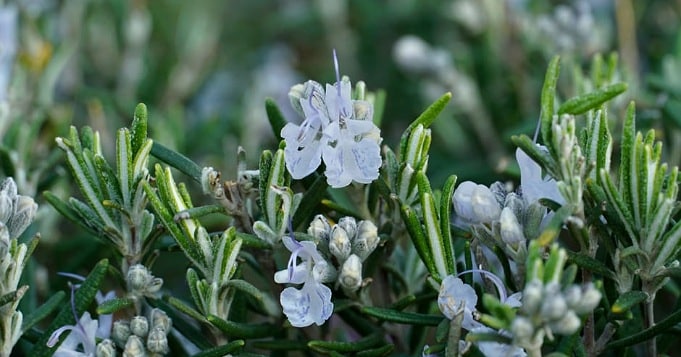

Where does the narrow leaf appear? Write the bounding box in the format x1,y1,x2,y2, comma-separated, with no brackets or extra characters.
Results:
541,56,561,147
150,142,202,183
192,340,245,357
265,97,288,142
361,306,443,326
557,83,627,115
96,297,135,315
207,314,277,338
21,291,66,333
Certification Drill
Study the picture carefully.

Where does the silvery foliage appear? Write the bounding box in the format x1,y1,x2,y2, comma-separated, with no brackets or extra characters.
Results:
282,52,382,188
0,177,37,357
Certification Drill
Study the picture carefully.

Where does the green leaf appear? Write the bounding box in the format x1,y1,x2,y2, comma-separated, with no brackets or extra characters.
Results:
192,340,245,357
265,97,287,142
150,142,202,183
557,83,627,115
252,339,307,351
308,333,384,353
292,174,328,230
43,191,95,234
30,259,109,357
356,344,394,357
541,56,561,148
0,287,27,308
207,314,277,338
225,279,280,317
96,297,135,315
400,92,451,158
21,291,66,333
607,300,681,349
361,306,443,326
131,103,148,156
610,290,647,319
439,175,457,275
565,250,615,279
536,205,572,246
400,205,439,281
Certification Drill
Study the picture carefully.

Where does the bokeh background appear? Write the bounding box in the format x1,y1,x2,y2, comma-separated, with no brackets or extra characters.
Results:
3,0,681,348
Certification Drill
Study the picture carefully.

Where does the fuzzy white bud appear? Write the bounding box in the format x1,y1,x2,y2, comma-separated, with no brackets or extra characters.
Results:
339,254,363,291
352,220,379,261
130,316,149,337
329,226,352,261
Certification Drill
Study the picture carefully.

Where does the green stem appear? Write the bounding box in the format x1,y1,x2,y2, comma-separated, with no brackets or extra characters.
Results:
644,297,656,357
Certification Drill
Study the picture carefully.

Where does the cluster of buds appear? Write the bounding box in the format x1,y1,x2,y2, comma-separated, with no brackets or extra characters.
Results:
107,308,172,356
308,215,379,294
0,177,38,245
510,242,601,353
126,264,163,298
0,177,37,356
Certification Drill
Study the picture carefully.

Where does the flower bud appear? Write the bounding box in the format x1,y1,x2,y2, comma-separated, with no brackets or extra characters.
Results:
550,310,581,335
337,217,357,241
352,220,379,261
123,335,146,357
288,83,306,115
563,285,582,309
130,316,149,337
147,326,169,354
96,339,116,357
312,259,337,283
453,181,501,223
521,279,543,315
7,195,37,238
573,284,601,315
0,187,14,224
308,215,331,241
150,308,172,333
126,265,148,292
500,207,524,246
112,320,131,349
329,226,351,262
339,254,363,291
510,316,534,342
540,293,567,321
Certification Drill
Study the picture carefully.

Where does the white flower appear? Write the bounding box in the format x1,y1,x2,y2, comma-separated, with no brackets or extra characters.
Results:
516,147,564,205
437,275,478,330
281,51,382,188
47,312,98,357
47,275,116,356
274,235,334,327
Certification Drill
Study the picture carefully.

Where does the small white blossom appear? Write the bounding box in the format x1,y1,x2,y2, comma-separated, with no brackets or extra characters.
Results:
437,275,478,330
516,147,564,206
47,312,99,357
282,51,382,188
275,235,334,327
452,181,502,224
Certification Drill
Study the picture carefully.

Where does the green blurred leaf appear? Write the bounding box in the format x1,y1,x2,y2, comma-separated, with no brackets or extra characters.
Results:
21,291,66,333
265,97,287,142
610,291,647,319
361,306,443,326
207,315,277,339
308,333,383,353
192,340,245,357
541,56,561,150
557,83,627,115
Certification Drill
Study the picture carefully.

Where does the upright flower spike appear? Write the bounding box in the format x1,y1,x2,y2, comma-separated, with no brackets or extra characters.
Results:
281,50,382,188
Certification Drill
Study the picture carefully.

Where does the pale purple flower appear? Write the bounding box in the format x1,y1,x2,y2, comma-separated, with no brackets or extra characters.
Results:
47,275,116,355
274,235,334,327
281,51,382,188
516,147,564,205
438,275,479,330
48,312,99,357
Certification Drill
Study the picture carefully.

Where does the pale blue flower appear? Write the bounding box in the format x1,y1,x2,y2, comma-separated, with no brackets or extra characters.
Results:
516,147,565,206
47,276,116,356
281,51,382,188
438,270,525,356
274,235,334,327
48,311,99,357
